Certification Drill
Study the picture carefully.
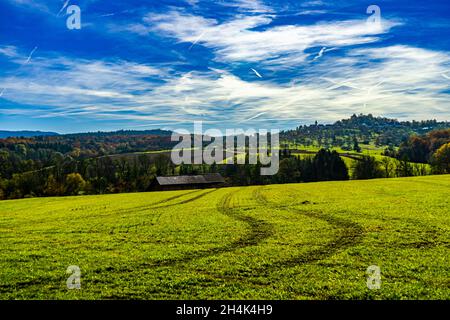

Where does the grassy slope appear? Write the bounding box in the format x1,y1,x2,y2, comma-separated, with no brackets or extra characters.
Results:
0,175,449,299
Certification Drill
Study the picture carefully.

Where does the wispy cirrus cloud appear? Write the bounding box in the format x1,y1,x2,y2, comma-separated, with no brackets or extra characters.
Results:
165,45,450,124
1,0,449,132
1,44,449,130
0,46,19,58
220,0,273,13
133,10,398,65
0,48,174,118
6,0,52,13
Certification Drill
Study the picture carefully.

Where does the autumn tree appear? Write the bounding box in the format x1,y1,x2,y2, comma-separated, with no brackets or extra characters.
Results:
65,173,86,195
44,174,61,196
432,142,450,173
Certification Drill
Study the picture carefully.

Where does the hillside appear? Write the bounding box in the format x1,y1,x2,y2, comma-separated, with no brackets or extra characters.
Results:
281,114,450,148
0,131,59,139
1,114,449,200
0,175,448,299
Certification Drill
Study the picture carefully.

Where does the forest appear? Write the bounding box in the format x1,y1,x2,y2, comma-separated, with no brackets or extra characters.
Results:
0,115,449,200
281,113,450,148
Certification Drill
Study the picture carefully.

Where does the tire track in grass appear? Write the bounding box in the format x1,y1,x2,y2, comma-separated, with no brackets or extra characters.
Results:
108,189,218,233
0,276,57,294
111,189,203,216
115,188,274,271
46,190,203,227
52,190,207,236
149,188,220,225
247,187,364,273
76,187,362,297
88,189,205,232
385,218,450,249
186,187,364,285
215,189,274,247
99,186,361,294
151,188,218,210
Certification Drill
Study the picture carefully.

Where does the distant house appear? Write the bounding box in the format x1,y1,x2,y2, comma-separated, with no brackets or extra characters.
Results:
152,173,225,191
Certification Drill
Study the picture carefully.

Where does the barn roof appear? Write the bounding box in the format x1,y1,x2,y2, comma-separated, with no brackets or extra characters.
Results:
156,173,224,186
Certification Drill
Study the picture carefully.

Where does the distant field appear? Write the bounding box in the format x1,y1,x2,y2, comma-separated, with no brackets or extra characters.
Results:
287,143,386,155
0,175,449,299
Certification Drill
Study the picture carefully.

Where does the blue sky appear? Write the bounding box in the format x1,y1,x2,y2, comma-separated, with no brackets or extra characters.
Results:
0,0,449,133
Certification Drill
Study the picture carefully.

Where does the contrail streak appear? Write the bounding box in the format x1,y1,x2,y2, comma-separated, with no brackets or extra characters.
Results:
240,112,267,123
251,68,262,78
25,46,38,64
57,0,70,16
313,47,337,61
189,31,206,50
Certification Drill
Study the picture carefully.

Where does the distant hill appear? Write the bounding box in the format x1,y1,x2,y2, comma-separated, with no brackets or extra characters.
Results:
281,114,450,148
0,128,176,163
0,130,59,139
64,129,172,137
0,129,173,139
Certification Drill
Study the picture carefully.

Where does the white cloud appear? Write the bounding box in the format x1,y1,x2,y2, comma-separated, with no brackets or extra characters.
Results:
220,0,273,13
2,0,448,130
184,0,199,6
0,45,19,58
138,10,399,65
295,10,328,16
301,1,325,7
1,43,449,128
134,45,450,125
7,0,51,13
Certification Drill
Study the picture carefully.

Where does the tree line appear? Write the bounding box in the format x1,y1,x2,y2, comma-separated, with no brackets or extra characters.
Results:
383,129,450,173
282,114,449,149
0,149,349,199
0,124,448,200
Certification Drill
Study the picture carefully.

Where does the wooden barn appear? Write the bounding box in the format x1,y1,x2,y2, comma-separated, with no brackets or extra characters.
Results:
152,173,225,191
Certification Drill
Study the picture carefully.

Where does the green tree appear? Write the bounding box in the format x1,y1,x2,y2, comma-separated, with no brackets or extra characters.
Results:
313,149,349,181
65,173,86,195
44,174,61,196
154,154,170,175
380,157,394,178
353,137,362,153
352,156,383,179
277,157,301,183
432,142,450,173
396,157,414,177
0,180,5,200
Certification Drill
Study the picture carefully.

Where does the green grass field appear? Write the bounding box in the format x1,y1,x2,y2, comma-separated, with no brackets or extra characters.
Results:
0,175,449,299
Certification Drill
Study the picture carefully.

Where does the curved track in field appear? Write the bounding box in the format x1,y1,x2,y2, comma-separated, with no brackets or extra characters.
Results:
111,189,204,216
87,189,209,233
135,185,363,274
138,186,366,293
64,189,204,224
191,186,365,283
107,189,219,233
151,189,218,209
104,186,365,290
251,186,365,273
215,189,274,247
122,189,275,270
149,188,221,225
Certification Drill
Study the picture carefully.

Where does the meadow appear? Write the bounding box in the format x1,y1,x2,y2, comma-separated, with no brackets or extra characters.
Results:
0,175,449,299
